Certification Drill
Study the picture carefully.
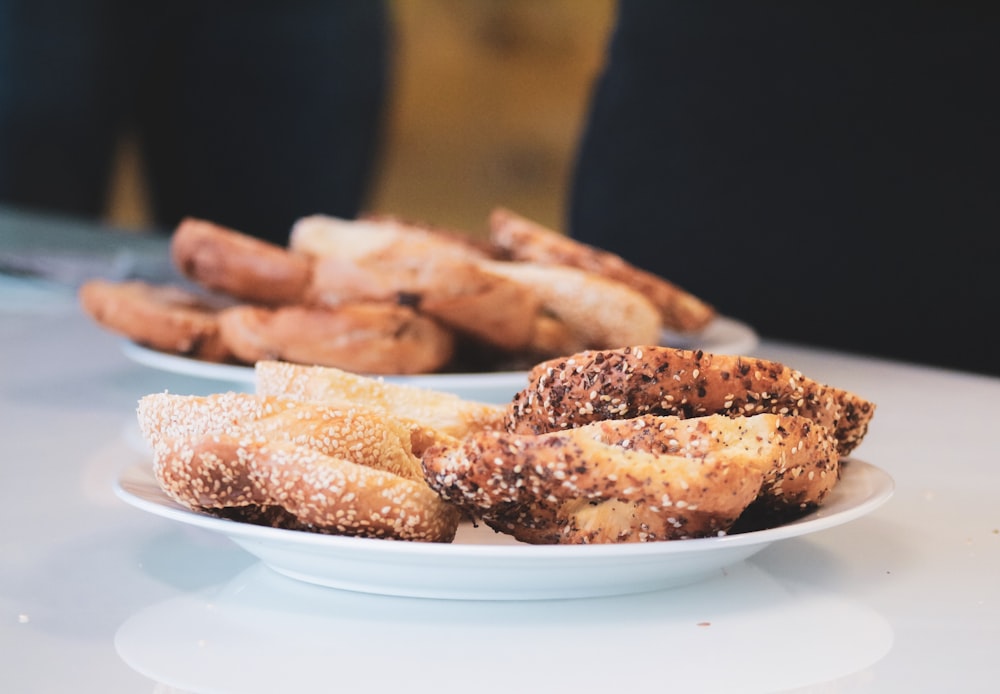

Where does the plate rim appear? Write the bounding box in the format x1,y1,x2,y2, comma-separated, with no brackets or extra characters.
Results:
114,459,893,560
119,313,760,387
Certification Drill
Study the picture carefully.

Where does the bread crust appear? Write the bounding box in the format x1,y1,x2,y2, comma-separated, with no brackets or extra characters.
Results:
489,207,716,332
171,217,312,306
217,302,455,375
479,259,663,350
78,278,234,362
422,412,835,544
156,435,460,541
308,252,542,351
506,346,875,457
138,392,461,542
253,360,507,448
138,392,425,480
290,213,500,263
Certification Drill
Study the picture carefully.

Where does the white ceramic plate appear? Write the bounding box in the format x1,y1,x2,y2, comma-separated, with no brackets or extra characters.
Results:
120,314,758,402
114,458,891,601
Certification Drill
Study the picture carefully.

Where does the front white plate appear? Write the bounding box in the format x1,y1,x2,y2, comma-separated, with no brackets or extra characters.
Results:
115,459,892,601
120,314,759,402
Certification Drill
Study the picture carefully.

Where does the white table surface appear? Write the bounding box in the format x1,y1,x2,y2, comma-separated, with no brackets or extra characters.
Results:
2,209,999,693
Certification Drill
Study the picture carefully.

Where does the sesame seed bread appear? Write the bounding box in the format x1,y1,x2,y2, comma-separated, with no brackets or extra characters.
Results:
254,360,507,446
506,346,875,458
154,434,461,541
138,391,425,480
137,391,461,542
421,412,837,544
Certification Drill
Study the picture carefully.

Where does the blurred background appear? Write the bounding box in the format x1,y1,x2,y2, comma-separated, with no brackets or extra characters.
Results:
104,0,615,238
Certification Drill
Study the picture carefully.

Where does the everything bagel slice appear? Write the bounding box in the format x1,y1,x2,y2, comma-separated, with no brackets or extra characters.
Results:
506,346,875,457
422,412,837,544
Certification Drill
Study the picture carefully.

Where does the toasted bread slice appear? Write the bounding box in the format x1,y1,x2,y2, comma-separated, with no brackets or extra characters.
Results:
479,259,663,350
489,207,716,332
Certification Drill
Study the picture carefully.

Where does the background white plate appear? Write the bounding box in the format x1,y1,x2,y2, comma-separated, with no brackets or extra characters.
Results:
115,458,892,601
121,314,759,402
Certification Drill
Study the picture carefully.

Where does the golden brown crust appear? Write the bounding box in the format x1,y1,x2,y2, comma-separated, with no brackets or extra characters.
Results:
525,313,588,359
78,278,234,362
154,435,460,541
290,213,499,263
171,217,312,306
253,360,507,449
506,346,875,457
360,213,504,258
308,245,540,350
479,260,663,350
217,303,455,375
422,412,834,544
137,392,425,480
137,391,461,542
308,251,542,352
295,215,581,353
488,207,716,333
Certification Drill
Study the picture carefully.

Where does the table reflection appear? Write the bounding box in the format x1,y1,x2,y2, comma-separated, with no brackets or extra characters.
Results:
116,559,892,694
